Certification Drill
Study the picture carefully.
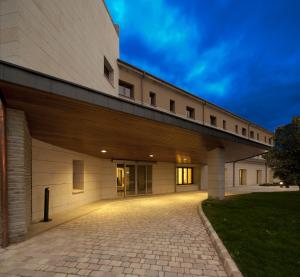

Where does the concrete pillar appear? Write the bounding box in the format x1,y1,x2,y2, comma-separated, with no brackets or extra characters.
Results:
6,109,31,243
207,147,225,200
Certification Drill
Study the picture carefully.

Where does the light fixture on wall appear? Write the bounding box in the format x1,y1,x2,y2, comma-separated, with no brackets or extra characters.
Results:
149,154,154,158
101,149,107,153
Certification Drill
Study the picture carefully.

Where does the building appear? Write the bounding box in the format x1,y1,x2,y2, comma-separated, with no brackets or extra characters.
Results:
0,0,274,246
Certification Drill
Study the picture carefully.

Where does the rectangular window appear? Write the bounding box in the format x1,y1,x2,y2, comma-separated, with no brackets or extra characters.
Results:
257,133,260,140
239,169,247,185
256,170,262,185
104,56,114,85
264,136,267,143
170,100,175,113
176,167,193,185
210,115,217,126
269,137,272,145
235,125,239,134
186,107,195,119
73,160,84,191
223,120,227,130
119,80,134,99
242,128,247,136
149,92,156,106
250,131,254,139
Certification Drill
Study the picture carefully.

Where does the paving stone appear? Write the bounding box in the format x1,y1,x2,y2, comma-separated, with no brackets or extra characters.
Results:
0,193,227,276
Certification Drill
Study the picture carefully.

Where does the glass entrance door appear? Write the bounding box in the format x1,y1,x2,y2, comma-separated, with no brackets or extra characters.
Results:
116,163,152,197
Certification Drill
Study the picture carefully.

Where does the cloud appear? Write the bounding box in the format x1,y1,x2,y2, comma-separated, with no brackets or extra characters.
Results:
106,0,300,131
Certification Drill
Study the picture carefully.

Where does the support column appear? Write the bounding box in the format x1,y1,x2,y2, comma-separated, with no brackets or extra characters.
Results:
6,108,31,243
208,147,225,200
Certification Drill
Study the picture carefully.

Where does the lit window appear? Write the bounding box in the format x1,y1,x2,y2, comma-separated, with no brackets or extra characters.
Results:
239,169,247,185
73,160,84,191
170,100,175,113
119,80,134,99
242,128,247,136
186,107,195,119
210,115,217,126
223,120,227,130
104,57,114,85
176,167,193,185
149,92,156,106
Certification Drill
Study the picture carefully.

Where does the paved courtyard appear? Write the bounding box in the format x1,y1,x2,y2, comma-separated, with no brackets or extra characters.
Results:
0,192,226,277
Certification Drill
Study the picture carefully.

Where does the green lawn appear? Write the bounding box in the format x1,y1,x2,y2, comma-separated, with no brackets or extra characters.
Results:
202,192,300,277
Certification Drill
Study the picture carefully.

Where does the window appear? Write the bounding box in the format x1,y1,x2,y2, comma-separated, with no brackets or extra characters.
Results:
269,137,272,145
223,120,227,130
170,100,175,113
235,125,239,134
242,128,247,136
256,170,262,185
176,167,193,185
250,131,254,139
257,133,260,140
210,115,217,126
239,169,247,185
104,57,114,85
119,80,134,99
264,136,267,143
149,92,156,106
73,160,84,192
186,106,195,119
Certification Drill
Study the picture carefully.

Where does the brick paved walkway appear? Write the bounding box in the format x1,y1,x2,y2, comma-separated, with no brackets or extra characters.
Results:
0,192,226,277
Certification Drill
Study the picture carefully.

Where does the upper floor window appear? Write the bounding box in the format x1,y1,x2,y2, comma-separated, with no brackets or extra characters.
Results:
264,136,267,143
210,115,217,127
223,120,227,130
269,137,272,145
104,57,114,85
170,100,175,113
242,128,247,136
250,131,254,139
235,125,238,134
149,92,156,106
186,106,195,119
257,133,260,140
119,80,134,99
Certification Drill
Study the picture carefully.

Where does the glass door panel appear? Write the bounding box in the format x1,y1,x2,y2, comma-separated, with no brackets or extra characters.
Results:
146,165,152,194
137,165,147,194
126,165,136,196
116,164,125,197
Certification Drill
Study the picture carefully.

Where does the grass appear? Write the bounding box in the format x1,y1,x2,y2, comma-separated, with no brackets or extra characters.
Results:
202,192,300,277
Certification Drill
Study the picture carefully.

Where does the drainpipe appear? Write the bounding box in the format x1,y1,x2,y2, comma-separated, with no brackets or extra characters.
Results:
0,95,8,247
202,102,206,125
141,71,146,105
232,162,235,187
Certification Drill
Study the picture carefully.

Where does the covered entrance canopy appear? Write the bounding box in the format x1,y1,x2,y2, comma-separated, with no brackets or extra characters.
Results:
0,61,269,164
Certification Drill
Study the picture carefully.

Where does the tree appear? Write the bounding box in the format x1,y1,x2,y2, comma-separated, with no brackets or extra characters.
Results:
265,117,300,190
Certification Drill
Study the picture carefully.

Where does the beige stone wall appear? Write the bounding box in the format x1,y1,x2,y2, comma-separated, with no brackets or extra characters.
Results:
119,63,273,146
6,108,31,243
32,139,116,222
152,162,175,194
0,0,119,96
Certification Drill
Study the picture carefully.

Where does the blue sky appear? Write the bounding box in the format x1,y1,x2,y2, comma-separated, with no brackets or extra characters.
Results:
106,0,300,131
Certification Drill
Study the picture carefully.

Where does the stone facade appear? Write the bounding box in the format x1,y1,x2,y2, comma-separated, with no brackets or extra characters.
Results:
6,108,31,243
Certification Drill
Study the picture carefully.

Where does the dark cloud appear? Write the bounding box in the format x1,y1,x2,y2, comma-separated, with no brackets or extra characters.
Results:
106,0,300,131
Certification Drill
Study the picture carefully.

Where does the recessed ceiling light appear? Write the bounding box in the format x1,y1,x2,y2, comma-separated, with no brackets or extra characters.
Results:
149,154,154,158
101,150,107,153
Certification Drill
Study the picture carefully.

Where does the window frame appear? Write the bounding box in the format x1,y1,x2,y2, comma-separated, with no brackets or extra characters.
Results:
170,99,175,113
103,56,114,86
242,127,247,136
186,106,195,119
176,167,193,185
250,131,254,139
149,91,156,106
222,120,227,130
119,80,134,99
210,115,217,127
